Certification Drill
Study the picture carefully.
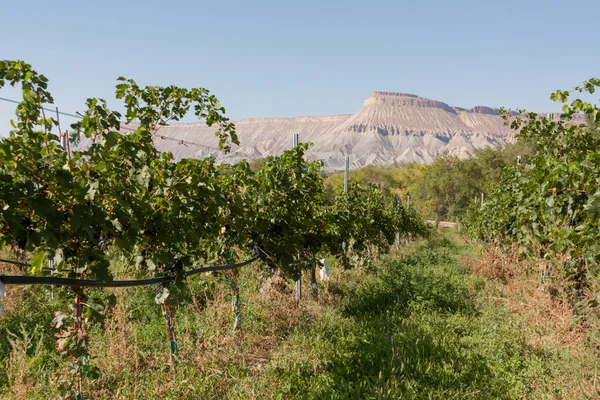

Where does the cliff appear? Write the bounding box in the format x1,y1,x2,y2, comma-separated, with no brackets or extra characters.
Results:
149,91,520,170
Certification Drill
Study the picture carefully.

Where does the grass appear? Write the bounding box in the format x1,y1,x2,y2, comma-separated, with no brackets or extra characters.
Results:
263,236,590,399
0,231,596,398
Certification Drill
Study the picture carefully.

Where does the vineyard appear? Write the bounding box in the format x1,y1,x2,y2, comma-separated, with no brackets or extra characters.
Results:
1,60,599,399
0,61,429,398
464,79,600,313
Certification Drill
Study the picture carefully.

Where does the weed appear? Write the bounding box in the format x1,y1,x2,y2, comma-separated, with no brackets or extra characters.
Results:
0,236,597,398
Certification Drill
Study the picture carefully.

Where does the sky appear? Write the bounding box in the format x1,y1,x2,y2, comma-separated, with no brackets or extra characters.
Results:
1,0,599,135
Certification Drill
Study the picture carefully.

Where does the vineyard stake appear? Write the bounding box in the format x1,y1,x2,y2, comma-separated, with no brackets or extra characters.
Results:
342,156,350,260
56,106,67,150
344,156,349,194
293,133,301,301
310,254,318,300
295,251,302,302
396,194,401,247
72,286,87,399
296,272,302,301
225,249,241,332
155,280,177,369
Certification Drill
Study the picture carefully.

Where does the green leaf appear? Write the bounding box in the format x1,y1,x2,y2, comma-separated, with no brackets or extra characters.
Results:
575,223,589,233
30,251,46,275
91,161,107,173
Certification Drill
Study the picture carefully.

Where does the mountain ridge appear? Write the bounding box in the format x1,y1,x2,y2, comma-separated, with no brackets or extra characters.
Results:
111,92,579,170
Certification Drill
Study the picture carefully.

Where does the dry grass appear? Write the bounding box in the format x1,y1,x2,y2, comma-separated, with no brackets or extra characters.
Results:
462,243,525,282
5,241,597,398
100,300,140,374
461,245,600,398
0,263,28,318
462,246,587,348
78,269,332,399
4,325,41,398
462,245,600,399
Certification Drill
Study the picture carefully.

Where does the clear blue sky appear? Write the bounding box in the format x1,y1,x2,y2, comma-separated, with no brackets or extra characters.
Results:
1,0,598,134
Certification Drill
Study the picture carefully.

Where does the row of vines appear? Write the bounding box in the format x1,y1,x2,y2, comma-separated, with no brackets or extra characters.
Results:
0,60,428,397
464,78,600,309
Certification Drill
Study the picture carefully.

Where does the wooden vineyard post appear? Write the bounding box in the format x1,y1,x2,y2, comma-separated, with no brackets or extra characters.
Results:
163,306,177,367
295,251,302,302
342,156,350,264
396,194,401,248
319,257,330,282
344,156,349,194
293,133,302,302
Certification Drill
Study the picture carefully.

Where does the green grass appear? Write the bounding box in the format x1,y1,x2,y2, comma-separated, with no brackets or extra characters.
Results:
0,232,595,398
263,236,579,399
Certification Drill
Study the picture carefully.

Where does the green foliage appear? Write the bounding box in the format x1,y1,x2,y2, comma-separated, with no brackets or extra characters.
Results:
465,78,600,301
248,144,329,278
410,142,532,220
328,182,429,268
0,60,430,396
324,163,423,202
0,60,238,282
412,156,480,219
0,59,240,396
264,237,587,399
323,142,532,221
2,235,592,398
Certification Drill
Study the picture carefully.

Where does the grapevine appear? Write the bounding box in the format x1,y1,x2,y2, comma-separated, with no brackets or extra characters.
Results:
0,59,429,397
464,78,600,302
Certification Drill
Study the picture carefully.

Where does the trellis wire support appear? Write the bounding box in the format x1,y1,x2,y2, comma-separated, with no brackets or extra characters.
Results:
56,106,67,150
344,156,349,194
295,271,302,302
293,133,301,301
396,194,401,247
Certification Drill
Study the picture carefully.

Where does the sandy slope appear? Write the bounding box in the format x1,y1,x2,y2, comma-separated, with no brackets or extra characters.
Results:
81,92,526,170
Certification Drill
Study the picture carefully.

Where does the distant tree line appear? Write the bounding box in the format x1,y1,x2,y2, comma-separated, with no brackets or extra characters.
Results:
322,141,533,221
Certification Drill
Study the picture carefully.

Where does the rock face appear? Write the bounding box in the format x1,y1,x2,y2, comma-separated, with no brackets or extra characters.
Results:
143,92,520,170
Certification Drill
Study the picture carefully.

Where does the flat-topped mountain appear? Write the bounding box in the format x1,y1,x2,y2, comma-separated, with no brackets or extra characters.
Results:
139,92,522,170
